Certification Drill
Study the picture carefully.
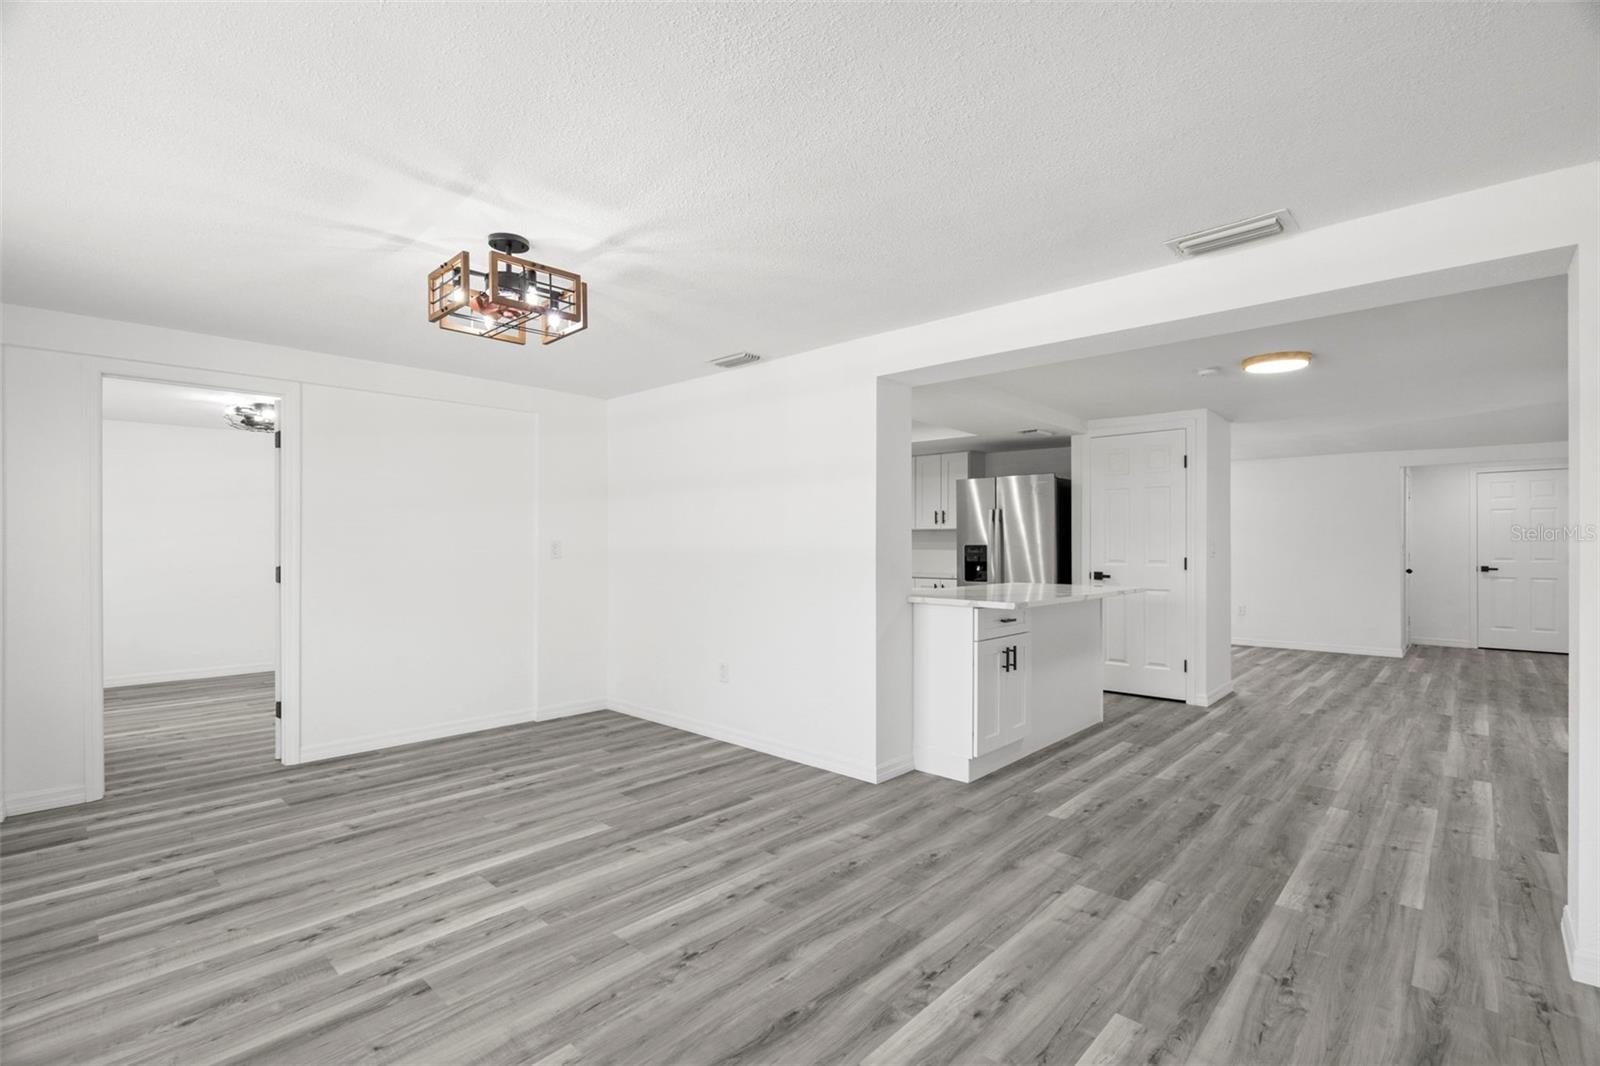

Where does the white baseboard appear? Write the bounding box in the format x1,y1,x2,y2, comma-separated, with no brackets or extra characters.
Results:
875,755,916,782
1232,637,1404,658
4,783,91,816
298,707,539,763
105,662,275,688
1192,680,1234,707
607,697,879,783
1563,906,1600,987
536,698,608,721
1409,637,1474,648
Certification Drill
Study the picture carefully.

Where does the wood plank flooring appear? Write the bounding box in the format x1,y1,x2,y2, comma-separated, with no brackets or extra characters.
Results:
2,647,1597,1065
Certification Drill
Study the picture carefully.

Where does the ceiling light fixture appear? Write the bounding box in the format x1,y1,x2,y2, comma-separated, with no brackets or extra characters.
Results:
1195,366,1222,377
1166,209,1295,258
1241,350,1313,375
225,401,278,432
427,233,587,346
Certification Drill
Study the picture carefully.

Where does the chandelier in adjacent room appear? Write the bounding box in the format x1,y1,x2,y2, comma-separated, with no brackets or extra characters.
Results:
427,233,588,346
224,401,278,432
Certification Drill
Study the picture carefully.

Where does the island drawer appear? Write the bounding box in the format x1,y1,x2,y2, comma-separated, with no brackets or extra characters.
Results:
974,608,1029,641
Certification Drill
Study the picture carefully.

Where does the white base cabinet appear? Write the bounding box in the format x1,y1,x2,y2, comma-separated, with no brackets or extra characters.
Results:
912,597,1106,783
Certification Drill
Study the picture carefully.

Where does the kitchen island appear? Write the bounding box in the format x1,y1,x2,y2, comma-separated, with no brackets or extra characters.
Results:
909,582,1141,782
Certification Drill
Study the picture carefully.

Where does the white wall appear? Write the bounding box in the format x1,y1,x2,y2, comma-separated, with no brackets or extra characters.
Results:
1233,452,1408,656
1233,442,1569,657
981,444,1073,479
2,306,607,814
102,420,277,686
298,386,540,759
606,363,884,780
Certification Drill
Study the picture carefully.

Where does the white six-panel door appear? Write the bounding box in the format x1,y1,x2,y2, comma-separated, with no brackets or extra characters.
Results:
1476,468,1569,653
1092,429,1188,699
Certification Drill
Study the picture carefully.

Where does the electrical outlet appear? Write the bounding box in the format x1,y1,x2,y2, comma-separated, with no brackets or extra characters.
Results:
550,540,564,559
718,663,730,684
1238,605,1247,617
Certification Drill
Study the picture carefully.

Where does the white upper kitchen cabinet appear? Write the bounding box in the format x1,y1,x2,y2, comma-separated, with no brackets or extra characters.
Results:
913,452,975,530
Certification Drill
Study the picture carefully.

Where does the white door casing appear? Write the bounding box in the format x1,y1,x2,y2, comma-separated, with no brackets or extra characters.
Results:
1092,428,1188,699
1476,467,1569,653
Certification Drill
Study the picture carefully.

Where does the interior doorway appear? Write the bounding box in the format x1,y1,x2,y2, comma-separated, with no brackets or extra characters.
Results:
1403,459,1569,653
100,377,285,793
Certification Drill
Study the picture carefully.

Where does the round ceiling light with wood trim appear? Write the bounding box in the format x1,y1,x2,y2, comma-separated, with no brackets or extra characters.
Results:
1241,350,1312,374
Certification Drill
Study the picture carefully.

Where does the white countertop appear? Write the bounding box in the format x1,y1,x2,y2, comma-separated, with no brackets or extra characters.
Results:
907,582,1141,610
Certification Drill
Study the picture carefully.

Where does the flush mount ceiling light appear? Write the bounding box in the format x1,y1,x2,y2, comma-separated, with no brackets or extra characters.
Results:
1165,209,1296,258
1241,350,1313,375
225,401,278,432
427,233,587,346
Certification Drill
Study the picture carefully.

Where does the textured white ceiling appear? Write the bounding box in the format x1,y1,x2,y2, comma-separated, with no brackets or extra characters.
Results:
913,277,1568,460
4,3,1596,398
103,376,280,431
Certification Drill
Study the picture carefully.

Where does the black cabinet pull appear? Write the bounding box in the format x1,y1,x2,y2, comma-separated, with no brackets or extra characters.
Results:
1479,565,1500,572
1092,570,1111,581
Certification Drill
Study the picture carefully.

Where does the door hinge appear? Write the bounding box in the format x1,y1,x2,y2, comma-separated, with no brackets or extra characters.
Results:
274,565,281,584
1183,659,1189,673
1182,454,1188,468
274,429,281,449
274,700,282,719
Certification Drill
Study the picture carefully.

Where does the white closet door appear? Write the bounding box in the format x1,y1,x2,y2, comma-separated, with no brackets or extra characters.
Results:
1476,468,1568,653
1092,429,1188,700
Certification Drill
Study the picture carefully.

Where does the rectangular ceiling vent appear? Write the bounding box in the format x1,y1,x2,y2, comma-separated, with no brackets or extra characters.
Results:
709,351,761,369
1165,209,1296,258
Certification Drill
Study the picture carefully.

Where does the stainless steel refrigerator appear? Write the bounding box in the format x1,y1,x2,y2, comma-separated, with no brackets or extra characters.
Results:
955,475,1070,585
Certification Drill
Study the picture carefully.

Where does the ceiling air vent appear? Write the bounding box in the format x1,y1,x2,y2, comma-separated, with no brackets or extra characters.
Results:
1165,209,1295,258
710,352,761,369
1018,428,1057,437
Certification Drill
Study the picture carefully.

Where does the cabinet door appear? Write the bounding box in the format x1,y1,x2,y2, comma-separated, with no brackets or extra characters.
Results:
938,453,970,527
914,454,944,529
973,633,1029,756
999,635,1030,747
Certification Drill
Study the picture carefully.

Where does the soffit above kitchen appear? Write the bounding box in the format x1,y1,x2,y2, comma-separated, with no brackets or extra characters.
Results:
913,277,1568,460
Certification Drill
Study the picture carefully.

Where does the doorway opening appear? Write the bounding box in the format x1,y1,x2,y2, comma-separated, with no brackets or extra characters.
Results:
1405,460,1571,654
100,377,285,796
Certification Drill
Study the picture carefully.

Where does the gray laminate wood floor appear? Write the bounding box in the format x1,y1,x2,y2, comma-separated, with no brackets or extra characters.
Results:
2,647,1597,1065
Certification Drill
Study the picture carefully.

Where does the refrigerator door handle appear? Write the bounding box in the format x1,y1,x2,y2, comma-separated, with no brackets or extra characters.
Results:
985,505,998,582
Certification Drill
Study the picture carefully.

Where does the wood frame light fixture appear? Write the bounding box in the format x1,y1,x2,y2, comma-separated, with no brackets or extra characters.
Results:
427,233,588,346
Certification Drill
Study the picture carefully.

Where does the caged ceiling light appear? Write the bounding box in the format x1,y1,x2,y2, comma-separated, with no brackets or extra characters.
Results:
427,233,588,346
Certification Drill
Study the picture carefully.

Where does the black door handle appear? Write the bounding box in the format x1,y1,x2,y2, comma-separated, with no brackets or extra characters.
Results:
1092,570,1111,581
1479,565,1500,572
1405,568,1413,574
